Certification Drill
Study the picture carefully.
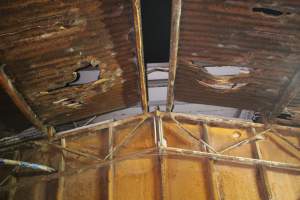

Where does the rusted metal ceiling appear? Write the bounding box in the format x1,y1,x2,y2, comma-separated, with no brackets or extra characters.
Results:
0,0,146,126
170,0,300,116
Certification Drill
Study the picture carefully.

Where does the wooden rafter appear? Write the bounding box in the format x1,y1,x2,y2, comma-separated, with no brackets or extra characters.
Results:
132,0,149,113
166,0,182,112
271,68,300,118
0,65,49,133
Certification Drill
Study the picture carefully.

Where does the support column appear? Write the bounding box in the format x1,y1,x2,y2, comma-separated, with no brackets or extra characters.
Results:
202,124,222,200
108,124,114,200
154,111,168,200
56,138,66,200
251,128,273,200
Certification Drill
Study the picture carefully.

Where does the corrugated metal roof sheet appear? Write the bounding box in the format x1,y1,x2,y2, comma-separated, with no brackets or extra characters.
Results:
174,0,300,113
0,0,141,125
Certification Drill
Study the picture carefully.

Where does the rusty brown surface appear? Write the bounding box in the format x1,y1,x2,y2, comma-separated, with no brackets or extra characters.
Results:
0,0,141,126
173,0,300,113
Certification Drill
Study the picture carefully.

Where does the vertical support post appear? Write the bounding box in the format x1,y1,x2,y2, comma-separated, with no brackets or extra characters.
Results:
202,123,222,200
132,0,149,113
108,124,115,200
47,126,56,141
56,138,66,200
154,111,168,200
166,0,182,112
251,128,273,200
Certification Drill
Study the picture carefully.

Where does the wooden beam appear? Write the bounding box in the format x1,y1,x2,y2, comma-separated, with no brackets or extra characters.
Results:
166,0,182,112
202,124,223,200
104,116,148,160
154,111,168,200
163,112,300,133
54,115,145,140
272,129,300,151
267,131,300,160
56,138,66,200
35,141,103,161
0,148,157,192
251,128,273,200
271,68,300,118
218,128,272,153
164,147,300,172
0,65,49,133
171,116,217,153
132,0,149,113
108,124,114,200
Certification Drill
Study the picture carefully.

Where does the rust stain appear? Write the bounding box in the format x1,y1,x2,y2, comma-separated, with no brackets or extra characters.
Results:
174,0,300,112
0,0,141,125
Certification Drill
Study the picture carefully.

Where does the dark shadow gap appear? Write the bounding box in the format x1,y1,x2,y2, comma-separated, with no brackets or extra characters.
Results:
252,7,283,16
141,0,171,64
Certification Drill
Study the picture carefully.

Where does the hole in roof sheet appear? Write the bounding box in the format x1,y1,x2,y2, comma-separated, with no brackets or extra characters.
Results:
69,64,100,86
203,66,251,76
252,7,283,16
48,62,100,92
197,80,247,92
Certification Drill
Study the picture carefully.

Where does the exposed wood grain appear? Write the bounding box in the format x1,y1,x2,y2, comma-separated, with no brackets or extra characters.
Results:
163,118,209,200
165,112,300,133
166,0,182,112
1,113,300,199
250,128,273,200
259,129,300,200
56,138,66,200
108,124,114,200
165,147,300,172
202,124,222,200
155,111,168,200
132,0,149,113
